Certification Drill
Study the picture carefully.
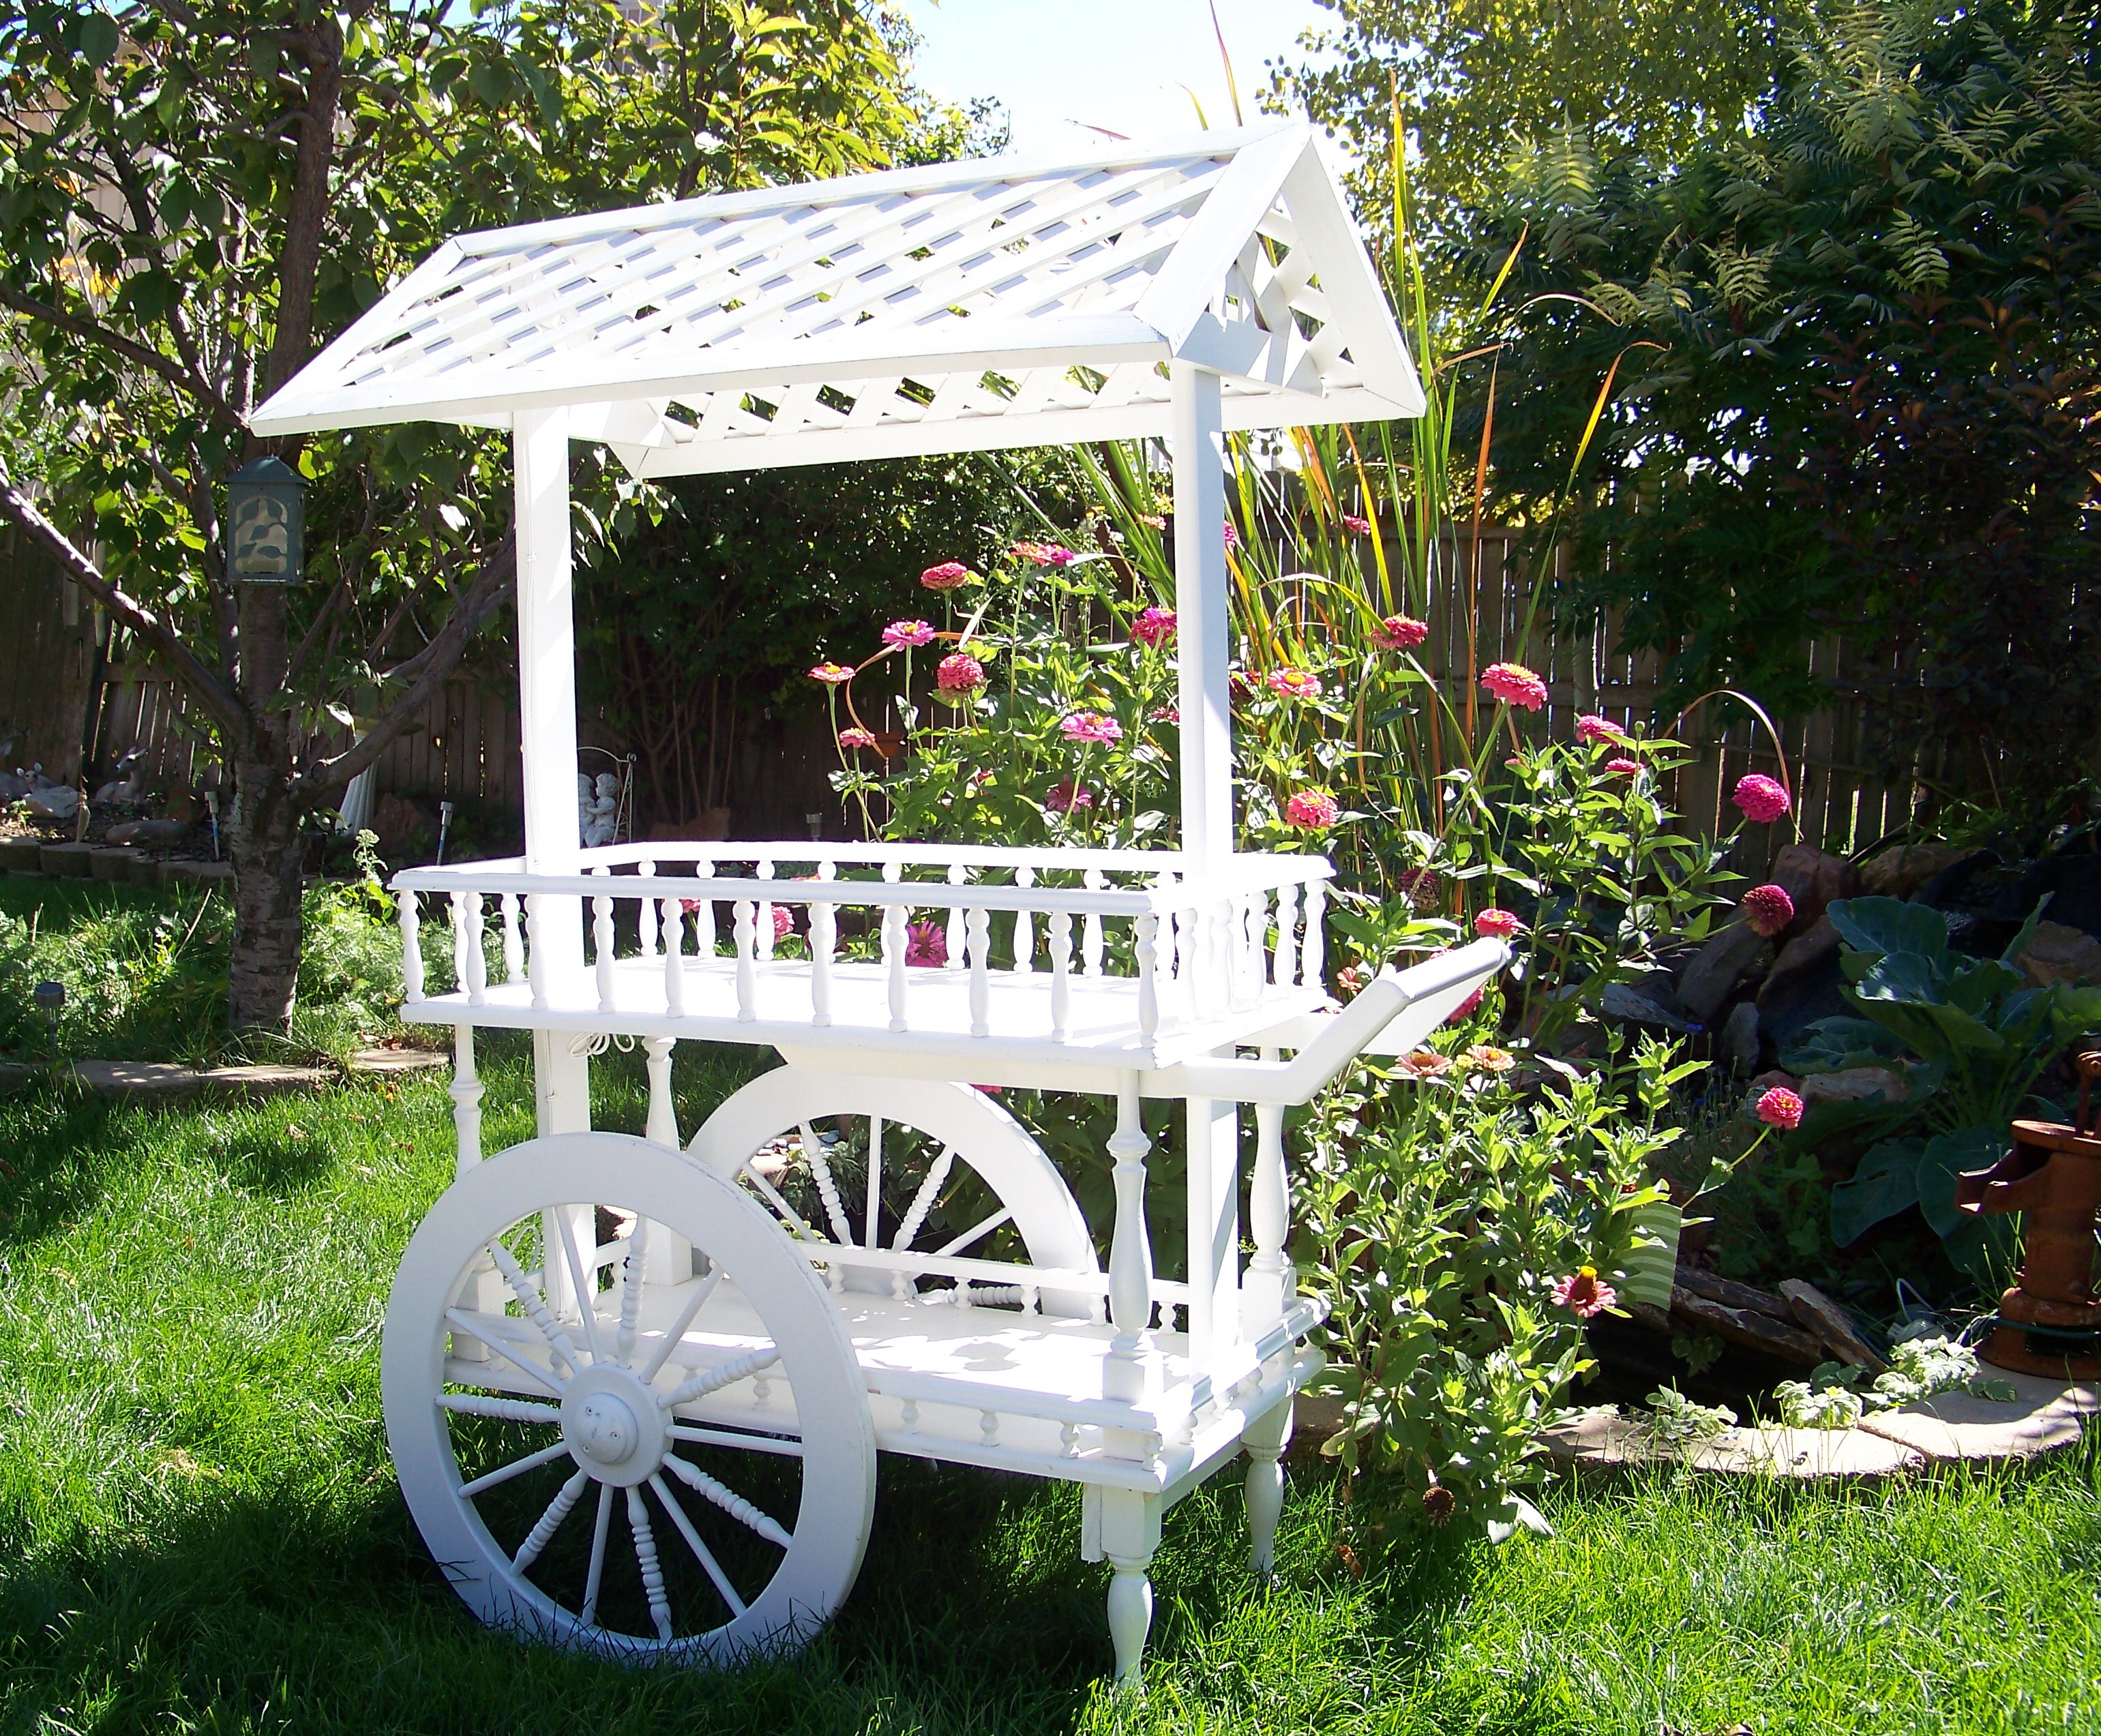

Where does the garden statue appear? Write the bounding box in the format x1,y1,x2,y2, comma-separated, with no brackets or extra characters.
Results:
578,770,621,847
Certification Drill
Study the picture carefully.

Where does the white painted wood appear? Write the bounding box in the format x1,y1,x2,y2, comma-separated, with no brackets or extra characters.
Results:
1170,366,1232,869
661,899,685,1015
1049,910,1073,1044
944,863,968,974
733,901,757,1022
1245,1068,1290,1328
1183,1095,1240,1371
1013,865,1035,976
449,1023,483,1176
638,861,659,957
810,898,835,1028
1103,1077,1153,1404
500,893,523,983
399,891,423,1002
1242,1395,1292,1578
966,907,991,1038
593,884,616,1013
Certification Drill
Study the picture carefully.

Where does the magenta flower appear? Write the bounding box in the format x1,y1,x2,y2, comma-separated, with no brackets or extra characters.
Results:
1604,756,1641,776
920,560,972,591
1267,667,1324,701
1149,704,1180,725
1011,541,1076,568
1399,867,1441,905
936,652,985,697
1369,614,1428,652
1474,908,1523,939
882,619,936,649
1552,1267,1617,1319
1576,713,1626,745
809,662,855,685
1337,963,1369,996
1341,513,1373,536
837,726,878,750
1742,883,1796,938
1480,661,1548,711
1757,1086,1804,1131
1284,788,1339,830
1222,520,1241,550
1060,711,1122,744
1045,778,1093,813
1733,773,1792,824
1130,606,1177,648
904,920,948,968
770,904,794,942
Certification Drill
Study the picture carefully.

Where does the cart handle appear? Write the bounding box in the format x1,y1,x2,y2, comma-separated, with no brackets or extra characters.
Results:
1163,938,1510,1106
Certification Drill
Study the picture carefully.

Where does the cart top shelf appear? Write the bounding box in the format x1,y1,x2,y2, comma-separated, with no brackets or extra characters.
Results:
248,123,1423,473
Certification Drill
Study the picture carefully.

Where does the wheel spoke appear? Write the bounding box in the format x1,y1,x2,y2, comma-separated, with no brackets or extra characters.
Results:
648,1472,749,1619
513,1467,590,1571
739,1162,820,1242
863,1116,884,1248
552,1208,605,1364
445,1308,564,1396
485,1237,588,1377
668,1423,803,1458
797,1121,854,1245
438,1392,563,1426
636,1268,725,1383
615,1216,649,1366
460,1439,573,1499
658,1343,780,1413
580,1482,614,1627
661,1450,792,1548
625,1486,674,1642
891,1144,956,1251
934,1205,1012,1258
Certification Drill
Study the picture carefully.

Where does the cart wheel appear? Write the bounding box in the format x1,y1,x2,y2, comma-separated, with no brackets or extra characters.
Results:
689,1070,1099,1311
383,1132,876,1664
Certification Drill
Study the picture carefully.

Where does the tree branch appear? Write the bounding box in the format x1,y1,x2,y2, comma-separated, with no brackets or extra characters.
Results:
0,282,241,428
0,453,248,741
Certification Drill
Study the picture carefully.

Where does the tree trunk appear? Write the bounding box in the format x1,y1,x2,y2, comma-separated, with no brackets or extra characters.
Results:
227,751,306,1031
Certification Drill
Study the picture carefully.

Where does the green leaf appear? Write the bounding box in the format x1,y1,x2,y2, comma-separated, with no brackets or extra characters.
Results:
1913,1125,2006,1239
1829,1137,1924,1246
80,10,119,65
1828,897,1950,965
1782,1015,1905,1073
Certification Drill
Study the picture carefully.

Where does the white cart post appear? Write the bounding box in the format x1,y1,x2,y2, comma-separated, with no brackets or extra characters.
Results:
256,122,1504,1686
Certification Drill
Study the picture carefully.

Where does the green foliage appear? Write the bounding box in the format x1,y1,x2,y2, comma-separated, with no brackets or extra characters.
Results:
1787,896,2101,1278
1467,0,2101,806
1298,1035,1684,1532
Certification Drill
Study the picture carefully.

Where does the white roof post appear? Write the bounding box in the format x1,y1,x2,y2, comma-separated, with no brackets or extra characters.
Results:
1171,364,1232,870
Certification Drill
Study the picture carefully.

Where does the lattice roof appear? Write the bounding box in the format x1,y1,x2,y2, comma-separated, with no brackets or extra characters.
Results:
251,123,1422,474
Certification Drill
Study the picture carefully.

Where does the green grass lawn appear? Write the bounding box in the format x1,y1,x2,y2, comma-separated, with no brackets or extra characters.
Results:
2,1056,2098,1735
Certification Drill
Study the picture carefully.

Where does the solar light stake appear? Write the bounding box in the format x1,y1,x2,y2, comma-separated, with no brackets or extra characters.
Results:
33,979,63,1064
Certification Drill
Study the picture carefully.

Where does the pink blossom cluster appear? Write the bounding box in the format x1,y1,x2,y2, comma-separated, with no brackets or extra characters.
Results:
1757,1087,1804,1131
1605,756,1641,777
1045,778,1092,813
1732,773,1792,824
1575,713,1626,745
1742,882,1795,938
1060,710,1122,744
904,921,947,968
882,619,936,649
1267,667,1323,701
1474,908,1523,939
837,726,878,751
1552,1267,1616,1319
1130,606,1177,648
1480,661,1548,711
1010,541,1077,568
1369,614,1428,652
1284,788,1339,830
936,652,985,697
919,560,972,591
1341,513,1373,536
809,662,855,685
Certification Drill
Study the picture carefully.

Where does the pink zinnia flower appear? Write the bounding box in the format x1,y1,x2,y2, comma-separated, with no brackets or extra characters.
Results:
1742,883,1795,938
1605,756,1641,776
1552,1266,1616,1319
1398,867,1440,906
1337,963,1369,996
904,920,947,968
1576,713,1626,745
770,904,794,942
1480,661,1548,711
1474,908,1523,939
1369,614,1429,652
1341,513,1373,536
1284,788,1339,830
1757,1087,1804,1131
1221,520,1241,549
1130,606,1177,648
809,662,855,685
1011,540,1076,568
1045,779,1093,813
1463,1044,1515,1073
1267,667,1324,701
1398,1050,1452,1079
837,726,878,750
1733,773,1792,824
882,619,936,649
1445,986,1485,1023
1149,704,1180,725
920,560,972,591
1060,711,1122,744
936,653,985,696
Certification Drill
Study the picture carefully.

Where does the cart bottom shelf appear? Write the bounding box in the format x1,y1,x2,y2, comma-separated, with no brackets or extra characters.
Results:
446,1275,1326,1496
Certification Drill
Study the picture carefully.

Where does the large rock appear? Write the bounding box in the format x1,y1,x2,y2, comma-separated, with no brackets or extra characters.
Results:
1674,920,1770,1023
88,848,142,883
1799,1064,1912,1107
1857,1368,2100,1464
2016,919,2101,988
23,784,79,822
1599,977,1699,1032
1994,851,2101,937
105,816,192,848
1859,841,1972,899
1756,916,1849,1055
1770,843,1858,933
1719,1000,1761,1076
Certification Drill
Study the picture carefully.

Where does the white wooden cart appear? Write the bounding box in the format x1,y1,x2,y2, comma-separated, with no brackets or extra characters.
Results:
252,122,1505,1683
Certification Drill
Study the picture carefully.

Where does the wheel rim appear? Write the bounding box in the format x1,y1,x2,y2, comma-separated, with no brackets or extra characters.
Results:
383,1133,875,1664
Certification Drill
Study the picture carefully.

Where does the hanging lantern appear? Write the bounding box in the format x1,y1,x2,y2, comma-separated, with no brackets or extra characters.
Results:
225,455,305,583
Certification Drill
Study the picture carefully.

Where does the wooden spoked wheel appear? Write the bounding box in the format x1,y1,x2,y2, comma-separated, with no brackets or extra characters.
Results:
688,1070,1099,1313
383,1133,876,1664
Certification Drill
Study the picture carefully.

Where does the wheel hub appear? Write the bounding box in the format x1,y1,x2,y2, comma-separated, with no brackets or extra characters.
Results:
561,1364,668,1486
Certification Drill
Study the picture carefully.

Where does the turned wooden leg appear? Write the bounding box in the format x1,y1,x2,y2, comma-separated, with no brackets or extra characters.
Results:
1106,1555,1154,1688
1086,1486,1161,1689
1244,1397,1292,1577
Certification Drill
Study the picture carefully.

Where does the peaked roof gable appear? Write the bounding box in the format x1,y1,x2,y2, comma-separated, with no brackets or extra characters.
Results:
252,123,1423,473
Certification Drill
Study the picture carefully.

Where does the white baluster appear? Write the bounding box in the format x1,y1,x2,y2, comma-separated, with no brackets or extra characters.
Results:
449,1022,483,1176
1049,909,1073,1043
525,894,548,1010
1083,869,1106,976
449,891,470,998
661,897,685,1015
638,860,658,958
643,1036,679,1148
811,897,835,1028
1135,912,1159,1045
1176,906,1199,1028
593,875,616,1014
464,893,488,1004
398,889,423,1003
694,861,717,957
1302,879,1328,991
733,900,757,1021
1013,865,1035,976
883,903,909,1032
1241,892,1264,1002
756,858,776,961
967,906,991,1038
1208,900,1234,1011
1272,881,1300,989
944,863,968,972
500,893,523,983
1247,1064,1291,1324
1103,1076,1153,1403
